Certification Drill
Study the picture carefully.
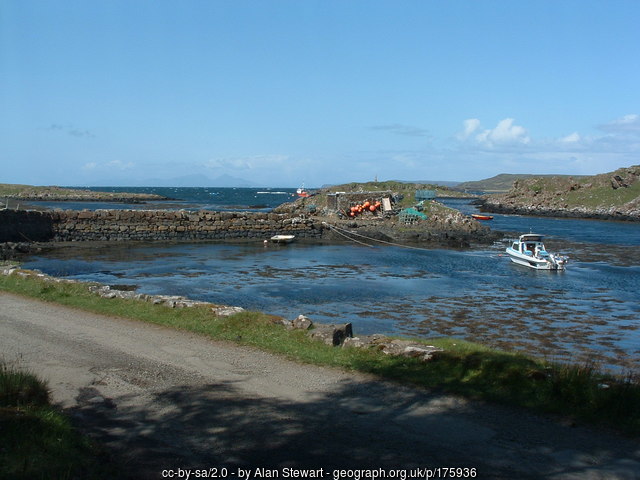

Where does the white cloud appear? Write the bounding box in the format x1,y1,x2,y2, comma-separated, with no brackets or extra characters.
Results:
370,124,430,137
560,132,581,143
205,157,254,170
82,160,134,171
458,118,481,139
449,113,640,178
598,114,640,134
105,160,135,170
204,154,290,171
475,118,530,147
47,123,95,139
457,118,530,147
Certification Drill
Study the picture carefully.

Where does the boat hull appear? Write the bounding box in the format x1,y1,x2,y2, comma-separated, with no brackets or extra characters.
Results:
505,248,566,270
270,235,296,244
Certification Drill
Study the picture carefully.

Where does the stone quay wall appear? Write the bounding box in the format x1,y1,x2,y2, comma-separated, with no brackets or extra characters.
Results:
1,209,324,243
0,209,54,242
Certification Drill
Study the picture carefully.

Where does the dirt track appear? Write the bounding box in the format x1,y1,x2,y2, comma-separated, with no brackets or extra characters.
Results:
1,292,638,479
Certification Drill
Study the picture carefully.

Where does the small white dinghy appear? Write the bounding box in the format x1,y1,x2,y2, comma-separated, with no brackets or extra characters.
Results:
269,234,296,244
506,234,568,270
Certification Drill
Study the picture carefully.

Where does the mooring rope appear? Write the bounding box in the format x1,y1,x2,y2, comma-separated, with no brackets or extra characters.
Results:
322,222,375,248
322,221,433,251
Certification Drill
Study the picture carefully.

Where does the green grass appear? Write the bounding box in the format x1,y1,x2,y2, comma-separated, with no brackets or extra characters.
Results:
0,183,91,197
322,180,472,201
1,271,639,436
0,362,116,480
566,182,640,208
0,183,165,201
509,166,640,210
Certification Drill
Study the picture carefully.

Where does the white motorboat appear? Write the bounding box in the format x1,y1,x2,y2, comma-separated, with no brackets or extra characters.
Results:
505,234,568,270
270,234,296,244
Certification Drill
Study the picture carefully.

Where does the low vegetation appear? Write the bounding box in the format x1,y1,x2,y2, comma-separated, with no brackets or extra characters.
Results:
0,361,115,479
323,180,475,202
1,270,639,439
488,165,640,211
455,173,586,193
0,183,98,198
0,183,166,202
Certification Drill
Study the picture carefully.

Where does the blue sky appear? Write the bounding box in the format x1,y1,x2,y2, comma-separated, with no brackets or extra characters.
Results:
1,1,639,187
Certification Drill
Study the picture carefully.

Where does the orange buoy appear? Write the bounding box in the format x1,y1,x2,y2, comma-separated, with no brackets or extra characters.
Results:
363,201,371,208
369,205,376,212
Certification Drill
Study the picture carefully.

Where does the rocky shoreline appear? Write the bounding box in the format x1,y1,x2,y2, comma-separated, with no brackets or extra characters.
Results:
479,198,640,222
0,265,444,363
0,184,169,204
1,192,168,204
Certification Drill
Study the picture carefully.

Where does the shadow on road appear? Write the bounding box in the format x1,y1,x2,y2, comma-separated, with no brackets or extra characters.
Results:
69,377,639,480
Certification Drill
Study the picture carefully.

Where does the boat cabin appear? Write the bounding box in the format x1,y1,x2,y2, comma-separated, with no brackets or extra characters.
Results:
506,232,567,270
512,234,549,258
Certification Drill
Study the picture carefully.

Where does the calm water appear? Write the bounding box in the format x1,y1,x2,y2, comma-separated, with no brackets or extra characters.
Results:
21,191,640,373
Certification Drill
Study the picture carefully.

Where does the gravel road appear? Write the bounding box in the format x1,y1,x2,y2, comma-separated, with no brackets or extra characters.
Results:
1,292,638,479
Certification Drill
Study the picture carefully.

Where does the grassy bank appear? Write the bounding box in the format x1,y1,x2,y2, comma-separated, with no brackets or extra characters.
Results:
0,361,116,479
485,165,640,212
0,183,166,202
1,270,639,437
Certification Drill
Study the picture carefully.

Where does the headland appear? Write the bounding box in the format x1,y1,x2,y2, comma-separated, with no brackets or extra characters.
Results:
478,165,640,221
0,183,168,204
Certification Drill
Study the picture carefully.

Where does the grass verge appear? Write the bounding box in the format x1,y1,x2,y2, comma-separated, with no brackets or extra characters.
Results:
1,270,639,437
0,361,116,480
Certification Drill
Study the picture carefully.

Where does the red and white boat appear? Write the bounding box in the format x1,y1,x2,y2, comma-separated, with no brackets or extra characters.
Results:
296,184,310,197
471,214,494,220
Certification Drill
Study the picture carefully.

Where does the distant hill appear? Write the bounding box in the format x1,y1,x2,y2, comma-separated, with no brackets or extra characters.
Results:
393,179,461,187
456,173,585,193
481,165,640,220
321,179,461,189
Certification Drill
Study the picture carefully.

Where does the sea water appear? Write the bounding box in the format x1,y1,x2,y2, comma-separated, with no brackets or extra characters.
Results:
26,186,298,212
21,189,640,373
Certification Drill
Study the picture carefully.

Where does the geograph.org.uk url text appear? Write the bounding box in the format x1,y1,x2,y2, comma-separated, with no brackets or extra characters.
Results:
160,467,478,480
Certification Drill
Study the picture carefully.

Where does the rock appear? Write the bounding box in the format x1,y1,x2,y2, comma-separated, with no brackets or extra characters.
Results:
211,305,245,317
0,265,19,276
308,323,353,346
289,314,313,330
361,338,445,361
342,336,370,349
611,175,626,189
401,345,443,361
